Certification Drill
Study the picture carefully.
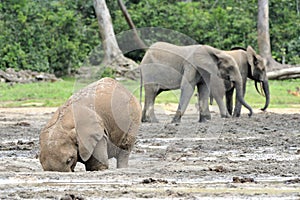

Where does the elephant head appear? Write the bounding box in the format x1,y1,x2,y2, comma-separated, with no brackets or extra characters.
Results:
246,46,270,111
39,107,79,172
231,46,270,111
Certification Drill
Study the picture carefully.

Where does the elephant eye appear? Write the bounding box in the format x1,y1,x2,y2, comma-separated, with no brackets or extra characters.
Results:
66,157,74,165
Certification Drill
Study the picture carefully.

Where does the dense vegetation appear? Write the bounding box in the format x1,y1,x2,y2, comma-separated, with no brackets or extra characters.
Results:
0,0,299,76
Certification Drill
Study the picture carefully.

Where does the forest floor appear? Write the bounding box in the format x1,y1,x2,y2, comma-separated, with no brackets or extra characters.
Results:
0,105,299,199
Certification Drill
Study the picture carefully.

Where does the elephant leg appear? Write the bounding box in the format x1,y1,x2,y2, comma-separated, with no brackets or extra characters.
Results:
106,136,130,168
233,98,242,117
142,84,159,123
214,95,229,118
172,83,195,123
226,88,234,115
116,149,130,168
85,137,109,171
172,72,196,123
197,82,211,122
210,76,228,118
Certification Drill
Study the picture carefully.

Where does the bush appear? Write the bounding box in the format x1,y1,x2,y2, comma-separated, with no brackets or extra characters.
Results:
0,0,299,76
0,0,98,76
113,0,299,63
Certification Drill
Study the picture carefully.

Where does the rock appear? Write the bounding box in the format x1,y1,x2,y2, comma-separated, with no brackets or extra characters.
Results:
0,68,60,83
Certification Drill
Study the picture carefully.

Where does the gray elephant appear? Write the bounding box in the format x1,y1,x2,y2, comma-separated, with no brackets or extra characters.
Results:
210,46,270,117
140,42,252,123
39,77,142,172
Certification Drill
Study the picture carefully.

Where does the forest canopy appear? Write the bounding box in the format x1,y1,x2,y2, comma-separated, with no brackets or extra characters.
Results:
0,0,299,76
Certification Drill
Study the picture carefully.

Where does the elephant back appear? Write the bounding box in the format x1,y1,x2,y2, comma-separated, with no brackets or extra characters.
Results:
95,78,141,150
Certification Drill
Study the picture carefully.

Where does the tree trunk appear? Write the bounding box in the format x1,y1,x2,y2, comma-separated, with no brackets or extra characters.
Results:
267,67,300,80
93,0,138,79
117,0,147,50
257,0,300,78
257,0,282,71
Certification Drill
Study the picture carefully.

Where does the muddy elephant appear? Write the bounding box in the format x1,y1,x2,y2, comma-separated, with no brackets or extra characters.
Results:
140,42,252,123
210,46,270,117
39,77,142,172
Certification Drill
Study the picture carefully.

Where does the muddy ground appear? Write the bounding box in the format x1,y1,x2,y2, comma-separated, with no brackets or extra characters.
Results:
0,106,299,199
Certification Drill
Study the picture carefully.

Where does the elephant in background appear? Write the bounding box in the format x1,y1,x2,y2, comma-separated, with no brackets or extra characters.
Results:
39,77,141,172
210,46,270,117
140,42,252,123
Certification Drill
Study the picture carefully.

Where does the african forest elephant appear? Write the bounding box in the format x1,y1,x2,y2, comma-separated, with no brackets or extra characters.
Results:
39,77,141,172
140,42,252,123
210,46,270,117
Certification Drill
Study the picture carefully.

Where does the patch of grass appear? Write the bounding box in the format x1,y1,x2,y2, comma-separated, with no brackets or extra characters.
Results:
244,79,300,108
0,77,299,108
122,79,300,109
119,79,185,104
0,77,75,107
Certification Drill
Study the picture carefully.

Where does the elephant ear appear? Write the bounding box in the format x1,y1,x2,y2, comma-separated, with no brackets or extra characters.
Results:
213,51,242,83
214,51,235,72
246,46,258,76
215,52,232,66
201,45,230,75
73,98,105,162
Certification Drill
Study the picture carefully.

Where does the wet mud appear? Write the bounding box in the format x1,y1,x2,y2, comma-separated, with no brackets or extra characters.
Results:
0,107,299,199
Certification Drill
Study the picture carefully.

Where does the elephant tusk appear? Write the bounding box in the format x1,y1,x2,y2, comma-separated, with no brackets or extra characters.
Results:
255,81,262,96
260,82,265,97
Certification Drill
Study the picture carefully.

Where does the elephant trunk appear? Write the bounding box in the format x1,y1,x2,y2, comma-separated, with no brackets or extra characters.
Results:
260,79,270,111
235,81,253,117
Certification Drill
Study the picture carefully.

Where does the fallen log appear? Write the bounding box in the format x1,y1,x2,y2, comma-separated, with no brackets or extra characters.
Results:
267,67,300,80
0,68,59,83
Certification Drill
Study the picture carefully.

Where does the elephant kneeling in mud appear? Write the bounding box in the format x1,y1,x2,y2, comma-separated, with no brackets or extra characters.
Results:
140,42,252,123
39,77,142,172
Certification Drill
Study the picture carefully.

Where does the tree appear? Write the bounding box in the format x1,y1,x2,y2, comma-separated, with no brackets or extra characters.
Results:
93,0,138,79
258,0,281,71
258,0,300,79
117,0,146,50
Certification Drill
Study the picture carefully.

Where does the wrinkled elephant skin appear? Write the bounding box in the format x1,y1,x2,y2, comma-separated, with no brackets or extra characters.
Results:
39,78,142,172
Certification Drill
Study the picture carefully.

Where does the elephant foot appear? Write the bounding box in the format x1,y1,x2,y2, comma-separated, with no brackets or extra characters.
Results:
142,116,159,123
171,117,181,124
171,111,182,123
233,113,241,118
221,114,230,118
199,114,211,122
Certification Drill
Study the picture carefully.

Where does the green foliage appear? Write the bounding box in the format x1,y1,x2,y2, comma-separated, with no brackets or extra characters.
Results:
269,0,300,64
100,67,116,79
0,0,299,76
113,0,299,63
0,0,98,76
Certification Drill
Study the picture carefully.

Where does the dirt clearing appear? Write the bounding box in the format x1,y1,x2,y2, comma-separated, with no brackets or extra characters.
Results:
0,106,299,199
